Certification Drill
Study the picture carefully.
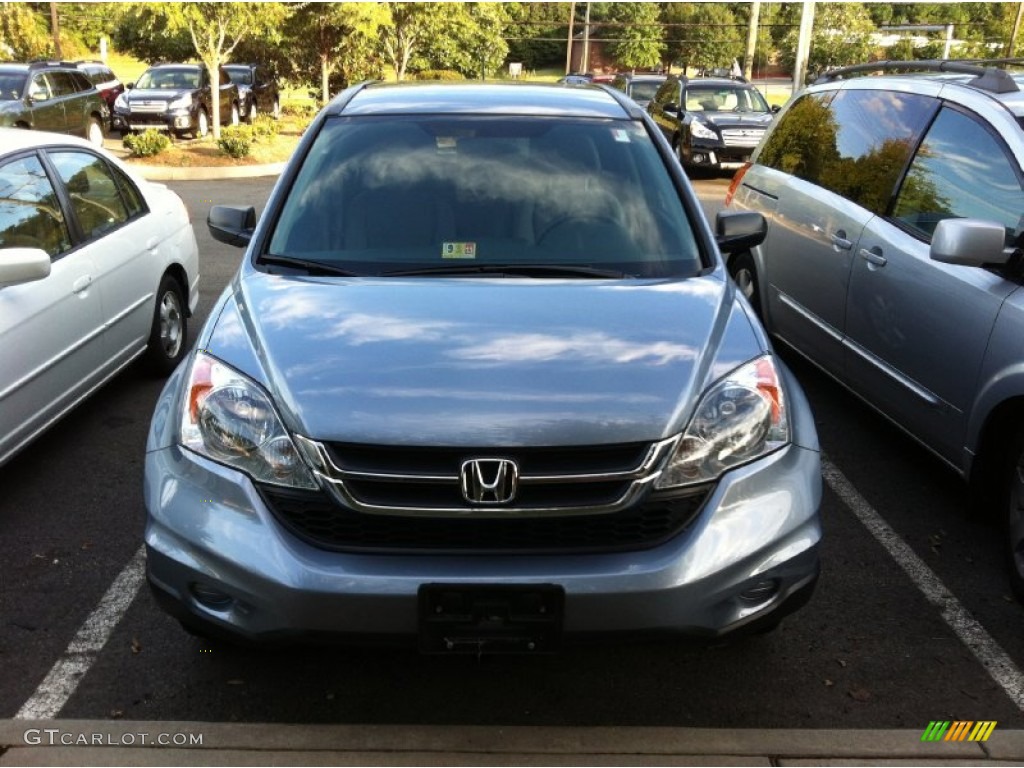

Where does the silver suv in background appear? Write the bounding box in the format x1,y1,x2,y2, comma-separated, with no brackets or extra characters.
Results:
724,60,1024,597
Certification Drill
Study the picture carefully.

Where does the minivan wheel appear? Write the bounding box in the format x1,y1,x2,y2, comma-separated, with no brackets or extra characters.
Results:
145,275,187,376
1004,428,1024,601
728,252,762,317
86,116,104,147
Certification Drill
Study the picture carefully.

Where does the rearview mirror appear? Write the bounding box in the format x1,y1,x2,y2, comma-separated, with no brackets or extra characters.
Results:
0,247,51,288
715,211,767,255
208,205,256,248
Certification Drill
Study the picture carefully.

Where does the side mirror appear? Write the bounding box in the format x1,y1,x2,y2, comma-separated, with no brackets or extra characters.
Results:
0,247,51,288
208,205,256,248
126,82,134,90
770,104,781,114
931,218,1009,267
715,211,767,255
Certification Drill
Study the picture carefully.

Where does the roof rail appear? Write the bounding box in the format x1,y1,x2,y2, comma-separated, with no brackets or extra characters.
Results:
813,59,1019,94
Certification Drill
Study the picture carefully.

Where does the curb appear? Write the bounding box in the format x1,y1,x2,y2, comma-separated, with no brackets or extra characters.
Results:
2,721,1020,766
125,161,287,182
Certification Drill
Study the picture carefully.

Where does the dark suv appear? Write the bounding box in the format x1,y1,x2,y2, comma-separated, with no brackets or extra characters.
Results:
0,61,108,146
112,63,239,139
648,75,776,175
611,73,667,110
223,63,279,122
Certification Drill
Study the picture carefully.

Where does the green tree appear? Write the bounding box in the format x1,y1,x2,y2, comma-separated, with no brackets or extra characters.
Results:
504,2,568,71
662,3,743,72
416,3,509,78
133,2,289,138
0,3,49,59
606,2,664,72
112,4,194,64
378,3,447,81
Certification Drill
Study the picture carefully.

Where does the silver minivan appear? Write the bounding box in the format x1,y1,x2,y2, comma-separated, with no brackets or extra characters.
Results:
724,60,1024,596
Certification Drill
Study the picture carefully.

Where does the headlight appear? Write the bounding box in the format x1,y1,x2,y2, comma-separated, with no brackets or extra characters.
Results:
656,355,789,489
168,94,192,110
690,120,719,140
180,352,317,489
114,93,128,110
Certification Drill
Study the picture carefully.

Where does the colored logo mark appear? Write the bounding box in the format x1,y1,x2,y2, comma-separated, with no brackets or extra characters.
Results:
921,721,997,742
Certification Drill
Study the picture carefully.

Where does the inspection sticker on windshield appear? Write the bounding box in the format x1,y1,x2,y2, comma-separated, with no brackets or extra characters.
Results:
442,242,477,259
612,128,631,143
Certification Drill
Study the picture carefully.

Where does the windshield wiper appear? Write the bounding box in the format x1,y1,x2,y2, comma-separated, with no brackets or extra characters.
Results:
256,254,361,277
383,264,632,279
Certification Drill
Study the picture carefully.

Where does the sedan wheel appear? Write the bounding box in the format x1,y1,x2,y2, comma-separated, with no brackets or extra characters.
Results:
145,276,187,376
1006,429,1024,601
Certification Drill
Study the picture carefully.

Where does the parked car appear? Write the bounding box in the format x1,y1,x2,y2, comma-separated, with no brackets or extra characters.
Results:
0,61,108,146
0,128,199,468
112,62,239,139
648,74,777,175
611,72,668,110
74,60,124,113
222,63,280,122
723,59,1024,597
144,81,822,649
558,73,593,85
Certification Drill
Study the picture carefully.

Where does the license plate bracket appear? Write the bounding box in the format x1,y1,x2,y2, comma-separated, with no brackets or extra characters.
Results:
418,584,564,654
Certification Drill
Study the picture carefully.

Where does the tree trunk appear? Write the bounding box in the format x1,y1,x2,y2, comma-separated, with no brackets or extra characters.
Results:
321,53,330,105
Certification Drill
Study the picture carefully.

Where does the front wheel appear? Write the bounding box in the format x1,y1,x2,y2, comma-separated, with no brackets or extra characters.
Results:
86,116,104,147
272,98,280,121
728,252,762,317
1004,428,1024,601
144,275,187,376
230,103,240,126
195,108,209,139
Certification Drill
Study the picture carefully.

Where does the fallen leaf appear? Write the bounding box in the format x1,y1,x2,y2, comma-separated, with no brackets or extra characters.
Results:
848,687,872,702
836,658,847,668
110,709,124,719
824,679,834,687
131,637,142,654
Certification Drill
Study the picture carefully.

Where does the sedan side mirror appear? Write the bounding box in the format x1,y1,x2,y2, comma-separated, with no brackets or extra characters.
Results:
208,205,256,248
0,247,51,288
931,218,1009,267
715,211,767,255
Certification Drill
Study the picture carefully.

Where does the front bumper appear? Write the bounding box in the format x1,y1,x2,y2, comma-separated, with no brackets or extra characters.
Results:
113,111,192,134
144,435,822,645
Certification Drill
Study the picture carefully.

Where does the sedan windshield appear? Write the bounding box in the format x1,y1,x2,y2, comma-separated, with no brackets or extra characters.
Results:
268,115,702,278
224,68,252,86
685,85,770,114
135,68,200,90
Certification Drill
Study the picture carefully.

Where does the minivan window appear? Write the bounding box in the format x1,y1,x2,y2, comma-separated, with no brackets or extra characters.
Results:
893,106,1024,245
269,116,702,278
759,89,936,214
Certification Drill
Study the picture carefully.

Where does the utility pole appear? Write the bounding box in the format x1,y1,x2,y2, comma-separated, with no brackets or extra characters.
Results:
49,2,62,59
791,0,814,94
743,1,761,81
565,2,576,75
581,2,591,75
1009,2,1024,57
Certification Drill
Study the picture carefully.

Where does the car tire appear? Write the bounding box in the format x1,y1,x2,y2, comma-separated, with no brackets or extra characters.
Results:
230,103,240,126
86,116,104,147
728,252,762,317
1004,427,1024,601
145,275,188,376
272,98,280,121
196,108,209,139
242,100,253,124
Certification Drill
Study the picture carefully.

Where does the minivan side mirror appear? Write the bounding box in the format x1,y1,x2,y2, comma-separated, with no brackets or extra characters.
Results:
770,104,781,114
715,211,767,255
930,218,1009,267
0,247,51,288
208,205,256,248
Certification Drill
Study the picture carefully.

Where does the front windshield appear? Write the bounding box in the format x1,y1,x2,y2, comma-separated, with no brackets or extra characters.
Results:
685,85,770,114
629,81,662,104
224,68,252,86
0,73,24,100
268,115,702,278
135,68,200,90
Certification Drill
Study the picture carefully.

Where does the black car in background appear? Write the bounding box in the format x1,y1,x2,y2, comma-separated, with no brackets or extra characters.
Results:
75,61,124,112
223,63,279,122
112,63,239,139
648,75,777,175
611,73,667,110
0,61,108,146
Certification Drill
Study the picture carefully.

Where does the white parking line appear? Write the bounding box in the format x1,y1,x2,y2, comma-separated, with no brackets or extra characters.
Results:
15,545,147,720
823,458,1024,711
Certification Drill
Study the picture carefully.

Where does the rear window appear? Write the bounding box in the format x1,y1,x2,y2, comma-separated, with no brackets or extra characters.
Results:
0,72,24,99
268,115,702,278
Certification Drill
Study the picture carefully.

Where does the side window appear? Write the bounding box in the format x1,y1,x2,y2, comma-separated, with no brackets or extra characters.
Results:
46,71,76,97
759,89,937,214
111,165,146,218
49,151,130,240
28,75,50,101
893,106,1024,245
0,155,71,258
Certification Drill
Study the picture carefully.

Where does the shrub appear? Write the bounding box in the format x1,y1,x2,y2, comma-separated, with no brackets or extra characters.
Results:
217,125,252,158
282,102,318,119
412,69,465,81
122,129,170,158
251,114,279,141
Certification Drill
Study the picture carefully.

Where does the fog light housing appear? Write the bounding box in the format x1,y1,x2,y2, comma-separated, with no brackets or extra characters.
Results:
189,582,233,610
739,579,779,603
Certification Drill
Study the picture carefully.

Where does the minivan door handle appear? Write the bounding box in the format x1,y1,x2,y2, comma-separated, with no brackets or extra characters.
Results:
831,231,854,251
859,247,887,268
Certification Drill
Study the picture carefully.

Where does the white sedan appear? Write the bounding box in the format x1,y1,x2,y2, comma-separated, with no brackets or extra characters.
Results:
0,128,199,467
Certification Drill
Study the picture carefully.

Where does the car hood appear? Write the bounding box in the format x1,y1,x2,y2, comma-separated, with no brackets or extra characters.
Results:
699,112,773,128
202,270,763,447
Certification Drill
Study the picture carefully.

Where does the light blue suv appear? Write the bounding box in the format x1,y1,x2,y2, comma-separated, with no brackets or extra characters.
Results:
143,82,822,650
725,60,1024,598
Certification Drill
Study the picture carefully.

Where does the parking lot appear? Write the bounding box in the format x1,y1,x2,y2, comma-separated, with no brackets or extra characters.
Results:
1,175,1022,738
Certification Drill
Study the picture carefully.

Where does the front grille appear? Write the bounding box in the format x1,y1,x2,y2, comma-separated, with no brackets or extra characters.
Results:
721,128,765,148
130,100,169,113
258,484,710,554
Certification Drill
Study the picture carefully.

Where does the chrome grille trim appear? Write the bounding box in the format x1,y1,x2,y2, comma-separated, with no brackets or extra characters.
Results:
293,435,680,518
720,128,765,148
